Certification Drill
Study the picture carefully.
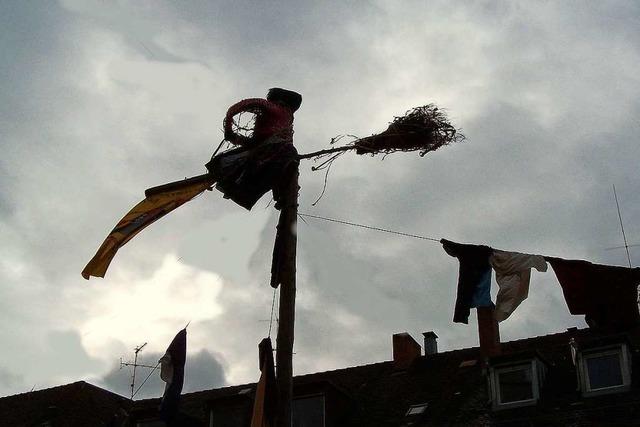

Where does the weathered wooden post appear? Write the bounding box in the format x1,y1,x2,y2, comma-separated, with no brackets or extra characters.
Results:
274,165,299,427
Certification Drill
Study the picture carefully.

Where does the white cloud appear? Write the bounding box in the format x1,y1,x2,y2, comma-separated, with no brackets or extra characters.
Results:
78,254,224,359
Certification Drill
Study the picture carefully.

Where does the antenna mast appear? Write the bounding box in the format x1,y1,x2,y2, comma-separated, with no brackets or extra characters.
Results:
120,342,148,400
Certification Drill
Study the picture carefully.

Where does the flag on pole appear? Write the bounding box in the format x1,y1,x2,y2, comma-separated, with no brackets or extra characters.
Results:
251,337,278,427
159,328,187,423
82,179,213,279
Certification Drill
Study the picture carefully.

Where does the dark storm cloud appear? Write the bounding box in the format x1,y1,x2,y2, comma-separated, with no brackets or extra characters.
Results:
99,349,226,399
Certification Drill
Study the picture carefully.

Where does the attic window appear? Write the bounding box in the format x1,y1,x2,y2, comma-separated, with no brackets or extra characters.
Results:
489,359,544,410
578,344,631,396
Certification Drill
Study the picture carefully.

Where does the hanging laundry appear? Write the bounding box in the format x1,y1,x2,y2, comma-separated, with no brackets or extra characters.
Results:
489,250,547,322
546,257,640,330
159,328,187,424
251,337,278,427
441,239,493,324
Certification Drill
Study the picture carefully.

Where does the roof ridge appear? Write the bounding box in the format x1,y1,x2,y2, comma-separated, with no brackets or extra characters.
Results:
0,380,131,402
79,381,129,400
0,380,87,400
135,382,252,403
501,328,587,346
294,360,391,379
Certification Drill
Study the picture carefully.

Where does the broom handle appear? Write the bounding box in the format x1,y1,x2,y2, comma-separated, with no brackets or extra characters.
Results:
297,145,355,160
144,173,214,197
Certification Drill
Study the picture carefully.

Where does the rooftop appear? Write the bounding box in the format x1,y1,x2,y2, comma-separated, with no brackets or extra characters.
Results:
2,327,639,426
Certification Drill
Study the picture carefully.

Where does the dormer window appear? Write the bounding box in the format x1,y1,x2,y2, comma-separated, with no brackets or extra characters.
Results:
489,358,545,410
578,344,631,396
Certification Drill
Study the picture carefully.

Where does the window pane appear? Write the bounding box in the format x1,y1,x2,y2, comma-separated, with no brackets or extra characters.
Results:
499,368,533,403
293,395,324,427
586,353,623,390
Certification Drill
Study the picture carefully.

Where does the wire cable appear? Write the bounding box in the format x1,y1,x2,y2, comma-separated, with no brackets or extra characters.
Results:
268,287,278,338
132,362,160,399
613,184,633,268
298,212,441,243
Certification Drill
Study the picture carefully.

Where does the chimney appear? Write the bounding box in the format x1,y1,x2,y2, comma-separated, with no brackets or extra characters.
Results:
477,306,501,358
422,331,438,355
392,332,421,370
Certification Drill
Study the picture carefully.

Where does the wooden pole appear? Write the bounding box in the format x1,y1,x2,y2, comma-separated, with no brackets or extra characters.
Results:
275,165,299,427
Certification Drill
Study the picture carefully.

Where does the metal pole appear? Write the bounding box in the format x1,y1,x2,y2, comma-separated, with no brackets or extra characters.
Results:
275,165,299,427
129,342,147,400
130,351,137,400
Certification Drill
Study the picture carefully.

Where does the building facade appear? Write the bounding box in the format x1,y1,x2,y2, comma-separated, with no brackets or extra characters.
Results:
1,327,639,426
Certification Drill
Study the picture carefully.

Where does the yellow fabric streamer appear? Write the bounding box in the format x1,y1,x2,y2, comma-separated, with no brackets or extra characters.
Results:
82,180,213,280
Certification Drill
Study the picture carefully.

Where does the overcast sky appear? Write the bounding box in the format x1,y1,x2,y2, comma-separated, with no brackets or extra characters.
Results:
1,1,639,399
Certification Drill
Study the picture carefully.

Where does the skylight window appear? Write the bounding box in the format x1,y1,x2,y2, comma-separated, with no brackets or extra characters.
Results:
405,402,428,416
136,421,165,427
403,402,429,426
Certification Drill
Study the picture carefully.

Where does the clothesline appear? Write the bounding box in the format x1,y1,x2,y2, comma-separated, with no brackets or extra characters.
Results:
298,211,640,330
298,213,441,242
298,212,637,257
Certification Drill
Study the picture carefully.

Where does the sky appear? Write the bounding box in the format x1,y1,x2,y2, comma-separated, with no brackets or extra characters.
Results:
1,0,639,399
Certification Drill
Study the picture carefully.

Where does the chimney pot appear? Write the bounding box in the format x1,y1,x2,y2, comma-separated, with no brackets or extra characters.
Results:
422,331,438,355
392,332,421,370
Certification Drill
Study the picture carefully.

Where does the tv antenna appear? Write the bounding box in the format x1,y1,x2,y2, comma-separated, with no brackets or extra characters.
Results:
119,342,155,400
